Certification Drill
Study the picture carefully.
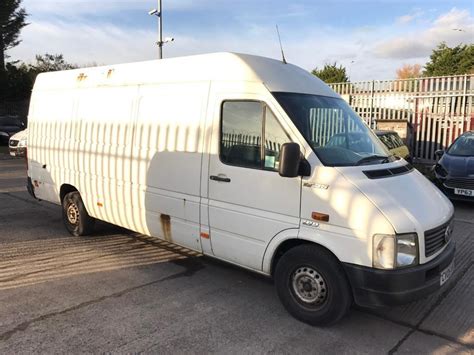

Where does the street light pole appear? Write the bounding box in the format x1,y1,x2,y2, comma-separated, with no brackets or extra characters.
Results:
149,0,173,59
158,0,163,59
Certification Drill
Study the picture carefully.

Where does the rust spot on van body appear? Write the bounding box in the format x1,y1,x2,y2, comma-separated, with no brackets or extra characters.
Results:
77,73,87,82
160,214,172,242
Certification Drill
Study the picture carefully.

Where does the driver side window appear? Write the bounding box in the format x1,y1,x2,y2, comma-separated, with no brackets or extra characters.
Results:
220,100,291,171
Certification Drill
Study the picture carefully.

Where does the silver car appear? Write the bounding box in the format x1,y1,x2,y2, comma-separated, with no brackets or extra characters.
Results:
9,129,28,157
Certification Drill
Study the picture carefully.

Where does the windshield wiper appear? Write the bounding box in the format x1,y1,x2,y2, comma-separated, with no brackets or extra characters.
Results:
355,155,390,166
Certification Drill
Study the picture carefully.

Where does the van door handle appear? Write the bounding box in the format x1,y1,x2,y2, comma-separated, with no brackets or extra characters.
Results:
210,175,231,183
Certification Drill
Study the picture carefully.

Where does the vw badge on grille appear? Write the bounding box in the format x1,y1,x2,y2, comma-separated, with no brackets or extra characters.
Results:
444,225,453,243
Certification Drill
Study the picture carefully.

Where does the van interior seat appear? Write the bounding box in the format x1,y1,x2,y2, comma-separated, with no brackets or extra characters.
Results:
226,144,261,168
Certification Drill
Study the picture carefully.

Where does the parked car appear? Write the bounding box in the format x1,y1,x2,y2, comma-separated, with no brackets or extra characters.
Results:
433,131,474,201
0,116,25,145
9,128,28,157
375,130,411,162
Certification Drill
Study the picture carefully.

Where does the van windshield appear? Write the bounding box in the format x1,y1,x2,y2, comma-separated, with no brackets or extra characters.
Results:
273,92,393,166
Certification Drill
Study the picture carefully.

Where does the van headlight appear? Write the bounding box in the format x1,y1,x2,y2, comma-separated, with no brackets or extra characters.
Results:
373,233,418,269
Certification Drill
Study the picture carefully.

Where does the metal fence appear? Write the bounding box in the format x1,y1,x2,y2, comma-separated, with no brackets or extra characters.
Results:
222,133,283,154
330,74,474,163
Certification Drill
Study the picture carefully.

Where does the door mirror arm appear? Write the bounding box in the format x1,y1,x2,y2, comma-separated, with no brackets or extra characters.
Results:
298,158,311,177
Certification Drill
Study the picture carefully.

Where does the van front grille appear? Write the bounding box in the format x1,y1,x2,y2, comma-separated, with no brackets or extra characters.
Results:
424,218,453,257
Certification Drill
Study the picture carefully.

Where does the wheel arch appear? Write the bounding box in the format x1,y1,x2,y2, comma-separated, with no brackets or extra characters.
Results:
59,184,79,203
264,231,345,277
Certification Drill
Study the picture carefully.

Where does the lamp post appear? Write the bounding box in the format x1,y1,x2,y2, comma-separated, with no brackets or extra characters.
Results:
149,0,174,59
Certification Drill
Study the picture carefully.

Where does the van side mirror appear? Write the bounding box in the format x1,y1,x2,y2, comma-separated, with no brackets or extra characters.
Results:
435,150,444,159
279,143,301,178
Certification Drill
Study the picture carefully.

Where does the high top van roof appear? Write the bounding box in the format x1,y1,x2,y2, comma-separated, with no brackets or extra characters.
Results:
33,52,338,97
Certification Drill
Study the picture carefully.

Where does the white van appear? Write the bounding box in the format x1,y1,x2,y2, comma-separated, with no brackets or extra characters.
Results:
27,53,455,325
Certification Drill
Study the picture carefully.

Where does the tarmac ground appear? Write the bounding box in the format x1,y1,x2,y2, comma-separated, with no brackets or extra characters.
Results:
0,157,472,354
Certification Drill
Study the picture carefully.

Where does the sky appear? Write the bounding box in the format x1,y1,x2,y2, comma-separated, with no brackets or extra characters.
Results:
8,0,474,81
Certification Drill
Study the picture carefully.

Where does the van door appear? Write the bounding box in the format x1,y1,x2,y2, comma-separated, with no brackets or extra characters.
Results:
207,96,301,270
132,83,209,252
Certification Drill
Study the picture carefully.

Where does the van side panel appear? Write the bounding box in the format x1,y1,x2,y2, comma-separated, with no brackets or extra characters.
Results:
130,82,210,250
28,89,79,204
29,79,209,252
75,86,137,230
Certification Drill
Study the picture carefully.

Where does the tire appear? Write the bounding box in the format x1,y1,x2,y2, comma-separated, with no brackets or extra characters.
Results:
62,191,95,236
274,244,352,326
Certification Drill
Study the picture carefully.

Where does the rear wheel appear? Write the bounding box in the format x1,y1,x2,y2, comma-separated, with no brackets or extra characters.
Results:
275,244,352,326
62,191,95,236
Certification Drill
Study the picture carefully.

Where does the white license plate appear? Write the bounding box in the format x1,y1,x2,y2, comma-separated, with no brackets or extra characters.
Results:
440,261,454,286
9,151,16,157
454,188,474,196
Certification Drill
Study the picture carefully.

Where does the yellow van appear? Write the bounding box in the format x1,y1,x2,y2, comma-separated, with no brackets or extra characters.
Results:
375,130,411,162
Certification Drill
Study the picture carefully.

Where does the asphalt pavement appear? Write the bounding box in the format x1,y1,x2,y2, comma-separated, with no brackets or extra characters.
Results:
0,156,472,354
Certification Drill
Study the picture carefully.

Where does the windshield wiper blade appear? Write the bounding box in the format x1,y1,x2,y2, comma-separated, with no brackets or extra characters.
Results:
355,155,390,166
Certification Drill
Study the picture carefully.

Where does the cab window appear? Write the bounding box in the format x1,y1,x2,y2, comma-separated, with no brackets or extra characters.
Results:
220,100,290,171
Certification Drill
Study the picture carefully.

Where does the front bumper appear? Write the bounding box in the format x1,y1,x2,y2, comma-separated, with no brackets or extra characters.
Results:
433,177,474,202
343,241,455,307
9,146,26,157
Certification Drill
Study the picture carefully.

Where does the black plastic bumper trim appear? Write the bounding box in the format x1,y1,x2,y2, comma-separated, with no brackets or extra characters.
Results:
343,241,455,307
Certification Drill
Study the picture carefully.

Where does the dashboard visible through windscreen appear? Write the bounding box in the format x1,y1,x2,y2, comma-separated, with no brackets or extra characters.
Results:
272,92,392,166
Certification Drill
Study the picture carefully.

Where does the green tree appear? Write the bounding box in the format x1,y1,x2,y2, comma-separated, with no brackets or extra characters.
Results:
3,54,78,101
423,42,474,76
30,53,78,74
0,0,28,72
4,62,32,100
311,63,349,83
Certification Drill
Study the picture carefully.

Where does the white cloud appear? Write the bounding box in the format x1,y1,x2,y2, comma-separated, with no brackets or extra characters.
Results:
396,9,424,25
375,8,474,59
22,0,201,17
9,21,156,65
396,14,416,24
3,17,418,81
8,19,371,78
7,6,474,81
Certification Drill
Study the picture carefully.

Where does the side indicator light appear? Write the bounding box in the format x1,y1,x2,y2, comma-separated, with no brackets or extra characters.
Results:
312,212,329,222
97,202,103,207
200,232,210,239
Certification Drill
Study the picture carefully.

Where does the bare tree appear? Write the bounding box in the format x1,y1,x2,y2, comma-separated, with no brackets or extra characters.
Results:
396,64,422,79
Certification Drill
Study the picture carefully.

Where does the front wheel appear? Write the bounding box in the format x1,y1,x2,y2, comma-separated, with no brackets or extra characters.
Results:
274,244,352,326
62,191,95,236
